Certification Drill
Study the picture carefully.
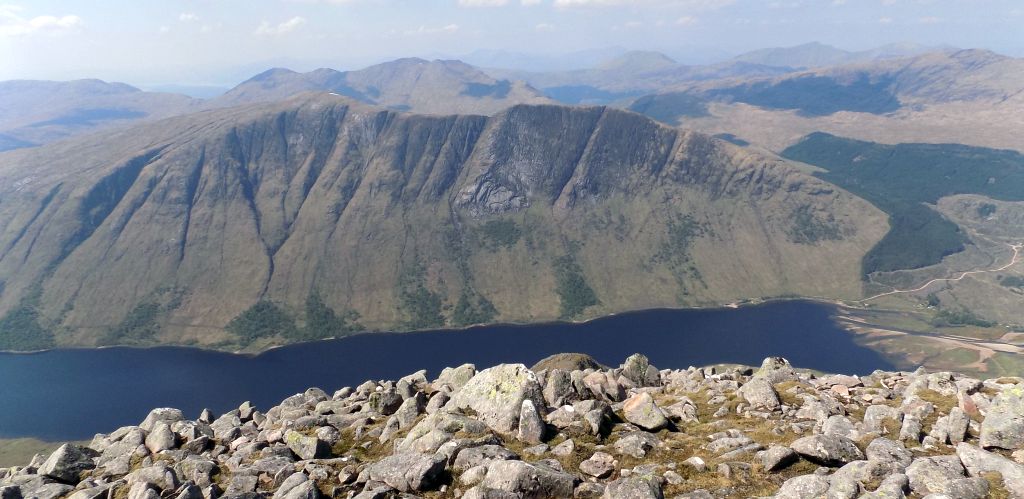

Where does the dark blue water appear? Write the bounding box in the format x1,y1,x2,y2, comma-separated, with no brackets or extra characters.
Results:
0,300,893,441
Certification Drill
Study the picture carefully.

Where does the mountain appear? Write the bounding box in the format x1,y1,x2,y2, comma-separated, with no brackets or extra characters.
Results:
486,51,792,105
4,353,1021,497
629,49,1024,153
0,94,884,351
0,79,201,152
732,41,948,69
212,58,553,115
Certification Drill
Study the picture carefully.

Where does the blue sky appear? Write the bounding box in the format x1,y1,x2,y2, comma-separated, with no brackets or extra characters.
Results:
1,0,1021,86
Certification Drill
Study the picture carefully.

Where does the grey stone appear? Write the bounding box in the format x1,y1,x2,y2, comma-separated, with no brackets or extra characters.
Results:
145,423,178,453
615,432,659,458
38,444,96,483
551,439,575,457
580,452,617,478
620,354,660,387
284,431,329,460
453,445,519,472
866,437,913,473
981,388,1024,450
364,453,446,492
518,399,546,444
622,392,669,431
601,476,663,499
140,408,184,432
905,456,966,495
738,378,781,411
956,442,1024,497
761,445,798,472
789,434,864,466
447,364,545,434
479,460,576,499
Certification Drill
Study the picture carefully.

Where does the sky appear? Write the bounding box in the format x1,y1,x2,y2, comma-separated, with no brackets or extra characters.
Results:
1,0,1022,87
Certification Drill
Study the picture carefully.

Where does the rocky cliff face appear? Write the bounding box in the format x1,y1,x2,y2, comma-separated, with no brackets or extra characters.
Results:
0,94,885,350
3,354,1023,498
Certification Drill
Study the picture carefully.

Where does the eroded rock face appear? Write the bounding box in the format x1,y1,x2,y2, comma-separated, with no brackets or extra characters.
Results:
6,355,1024,499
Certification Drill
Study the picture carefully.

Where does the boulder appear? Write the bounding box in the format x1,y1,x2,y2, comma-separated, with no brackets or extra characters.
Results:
789,434,864,466
38,444,96,483
622,392,669,431
620,354,660,387
981,387,1024,450
140,408,184,432
761,446,797,472
615,432,659,459
284,431,329,460
447,364,545,434
452,445,519,472
601,476,664,499
145,423,178,453
479,460,576,499
518,399,546,444
754,357,798,384
738,378,781,411
905,455,966,495
363,453,446,492
434,363,476,391
956,442,1024,497
531,353,602,373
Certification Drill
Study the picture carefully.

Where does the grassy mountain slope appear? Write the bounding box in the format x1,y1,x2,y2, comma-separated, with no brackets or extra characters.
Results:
0,95,886,351
782,133,1024,275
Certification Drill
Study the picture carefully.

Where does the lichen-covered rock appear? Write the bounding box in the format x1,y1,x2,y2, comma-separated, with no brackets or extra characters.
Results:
284,430,329,460
738,378,781,411
956,442,1024,497
38,444,96,483
601,476,664,499
981,387,1024,450
447,364,545,434
905,455,966,495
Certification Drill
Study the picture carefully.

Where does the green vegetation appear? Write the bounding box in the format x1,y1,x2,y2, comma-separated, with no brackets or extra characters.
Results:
933,307,996,328
225,301,299,342
398,263,445,330
652,215,707,300
477,219,521,250
926,293,941,307
786,205,842,244
102,302,160,345
978,203,997,218
0,284,55,351
452,291,497,327
303,292,361,339
553,252,599,319
999,276,1024,288
782,133,1024,275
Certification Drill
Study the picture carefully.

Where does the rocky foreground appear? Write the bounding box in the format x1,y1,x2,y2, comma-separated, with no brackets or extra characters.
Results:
3,354,1024,499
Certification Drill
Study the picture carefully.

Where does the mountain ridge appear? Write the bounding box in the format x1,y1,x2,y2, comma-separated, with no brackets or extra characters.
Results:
0,93,885,350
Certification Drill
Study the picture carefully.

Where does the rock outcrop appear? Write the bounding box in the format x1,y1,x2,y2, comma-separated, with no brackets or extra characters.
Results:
3,353,1021,498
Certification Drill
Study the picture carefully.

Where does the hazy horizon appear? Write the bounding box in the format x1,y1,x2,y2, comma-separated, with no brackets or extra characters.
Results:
2,0,1023,87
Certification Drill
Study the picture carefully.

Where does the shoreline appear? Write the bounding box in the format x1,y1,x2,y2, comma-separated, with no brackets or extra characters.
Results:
0,295,857,357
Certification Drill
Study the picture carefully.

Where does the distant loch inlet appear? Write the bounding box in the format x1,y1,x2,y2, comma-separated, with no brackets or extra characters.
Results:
0,300,893,441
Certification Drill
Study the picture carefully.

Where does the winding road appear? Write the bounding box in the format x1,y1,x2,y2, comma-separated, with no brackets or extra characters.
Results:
862,243,1023,302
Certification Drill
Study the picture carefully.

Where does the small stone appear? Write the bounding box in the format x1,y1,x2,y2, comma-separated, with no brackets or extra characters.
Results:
789,434,864,466
518,399,546,444
761,445,797,472
39,444,96,483
285,430,329,460
552,439,575,457
579,452,617,478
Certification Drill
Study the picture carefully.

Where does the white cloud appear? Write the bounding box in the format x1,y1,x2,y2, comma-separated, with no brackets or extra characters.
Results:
458,0,508,5
878,16,893,23
675,15,697,25
534,22,555,31
254,16,306,36
917,15,942,24
159,25,170,33
179,12,199,22
404,23,459,35
0,5,82,37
